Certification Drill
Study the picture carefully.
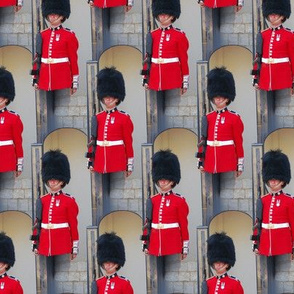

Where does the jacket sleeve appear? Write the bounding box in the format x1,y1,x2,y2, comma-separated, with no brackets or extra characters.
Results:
233,114,244,159
66,32,79,79
178,197,189,245
67,197,79,244
12,114,24,162
122,114,134,160
177,32,189,80
288,32,294,83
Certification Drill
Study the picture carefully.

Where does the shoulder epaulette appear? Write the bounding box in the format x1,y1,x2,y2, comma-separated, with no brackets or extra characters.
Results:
97,110,104,115
41,28,49,33
228,109,241,116
174,27,185,33
151,28,160,33
285,193,293,197
261,28,269,33
175,192,185,199
206,110,215,116
118,275,130,281
285,27,293,32
8,110,20,116
8,275,20,282
64,27,75,33
228,275,240,281
206,276,214,281
118,110,130,116
65,192,75,199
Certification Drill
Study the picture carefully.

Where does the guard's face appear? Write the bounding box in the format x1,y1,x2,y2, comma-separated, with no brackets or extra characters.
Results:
212,261,228,274
157,14,174,26
267,14,284,26
47,179,63,191
0,97,8,108
103,97,118,109
47,14,63,26
267,179,284,191
213,97,229,109
102,262,118,274
157,179,173,191
0,262,7,274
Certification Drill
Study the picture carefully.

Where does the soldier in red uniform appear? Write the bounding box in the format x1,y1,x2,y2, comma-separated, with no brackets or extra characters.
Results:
202,232,244,294
141,150,189,258
252,150,294,257
0,0,23,12
197,67,244,176
31,0,79,94
141,0,189,95
0,67,23,177
252,0,294,92
92,232,134,294
198,0,243,11
88,0,133,12
86,67,134,176
0,232,23,294
31,150,79,259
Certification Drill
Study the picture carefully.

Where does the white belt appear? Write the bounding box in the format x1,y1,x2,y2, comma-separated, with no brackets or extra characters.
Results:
0,140,13,146
96,140,124,147
151,57,179,64
262,57,290,64
207,140,234,147
41,57,69,64
151,223,179,229
262,223,289,229
41,223,69,229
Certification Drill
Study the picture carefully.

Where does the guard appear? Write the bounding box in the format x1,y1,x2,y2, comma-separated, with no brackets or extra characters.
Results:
197,67,244,175
252,150,294,257
0,67,24,177
198,0,243,11
141,150,189,258
0,0,23,12
88,0,133,12
31,0,79,94
92,232,134,293
252,0,294,92
86,67,134,176
202,232,244,293
0,232,23,293
31,150,79,258
141,0,189,95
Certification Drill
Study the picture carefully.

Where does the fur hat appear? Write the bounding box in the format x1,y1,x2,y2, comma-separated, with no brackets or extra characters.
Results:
207,67,236,102
42,150,71,185
42,0,71,20
262,150,291,185
152,0,181,20
152,150,181,185
0,232,15,268
262,0,291,20
0,67,15,102
97,232,125,267
207,232,236,267
97,67,126,102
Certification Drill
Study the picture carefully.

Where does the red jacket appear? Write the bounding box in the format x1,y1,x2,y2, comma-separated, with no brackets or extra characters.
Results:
253,191,294,256
143,25,189,91
201,0,241,8
143,191,189,256
96,274,134,294
206,273,244,294
0,108,23,173
198,108,244,174
92,0,129,8
32,190,79,256
0,0,22,7
0,273,23,294
253,26,294,91
88,108,134,174
33,25,79,91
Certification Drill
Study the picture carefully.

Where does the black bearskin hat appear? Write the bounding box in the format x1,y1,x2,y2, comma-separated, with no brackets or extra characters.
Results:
0,232,15,268
0,67,15,102
42,149,71,185
207,232,236,267
42,0,71,20
152,149,181,185
97,232,125,268
207,67,236,102
262,150,291,185
262,0,291,20
152,0,181,20
97,67,126,102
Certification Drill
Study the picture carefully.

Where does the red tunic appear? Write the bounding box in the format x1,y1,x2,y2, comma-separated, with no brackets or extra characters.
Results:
253,26,294,91
32,191,79,256
0,273,23,294
0,0,21,7
33,25,79,91
253,191,294,256
206,273,244,294
92,0,127,8
143,191,189,256
96,274,134,294
143,25,189,91
89,108,134,174
202,0,239,8
0,108,23,173
199,108,244,174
